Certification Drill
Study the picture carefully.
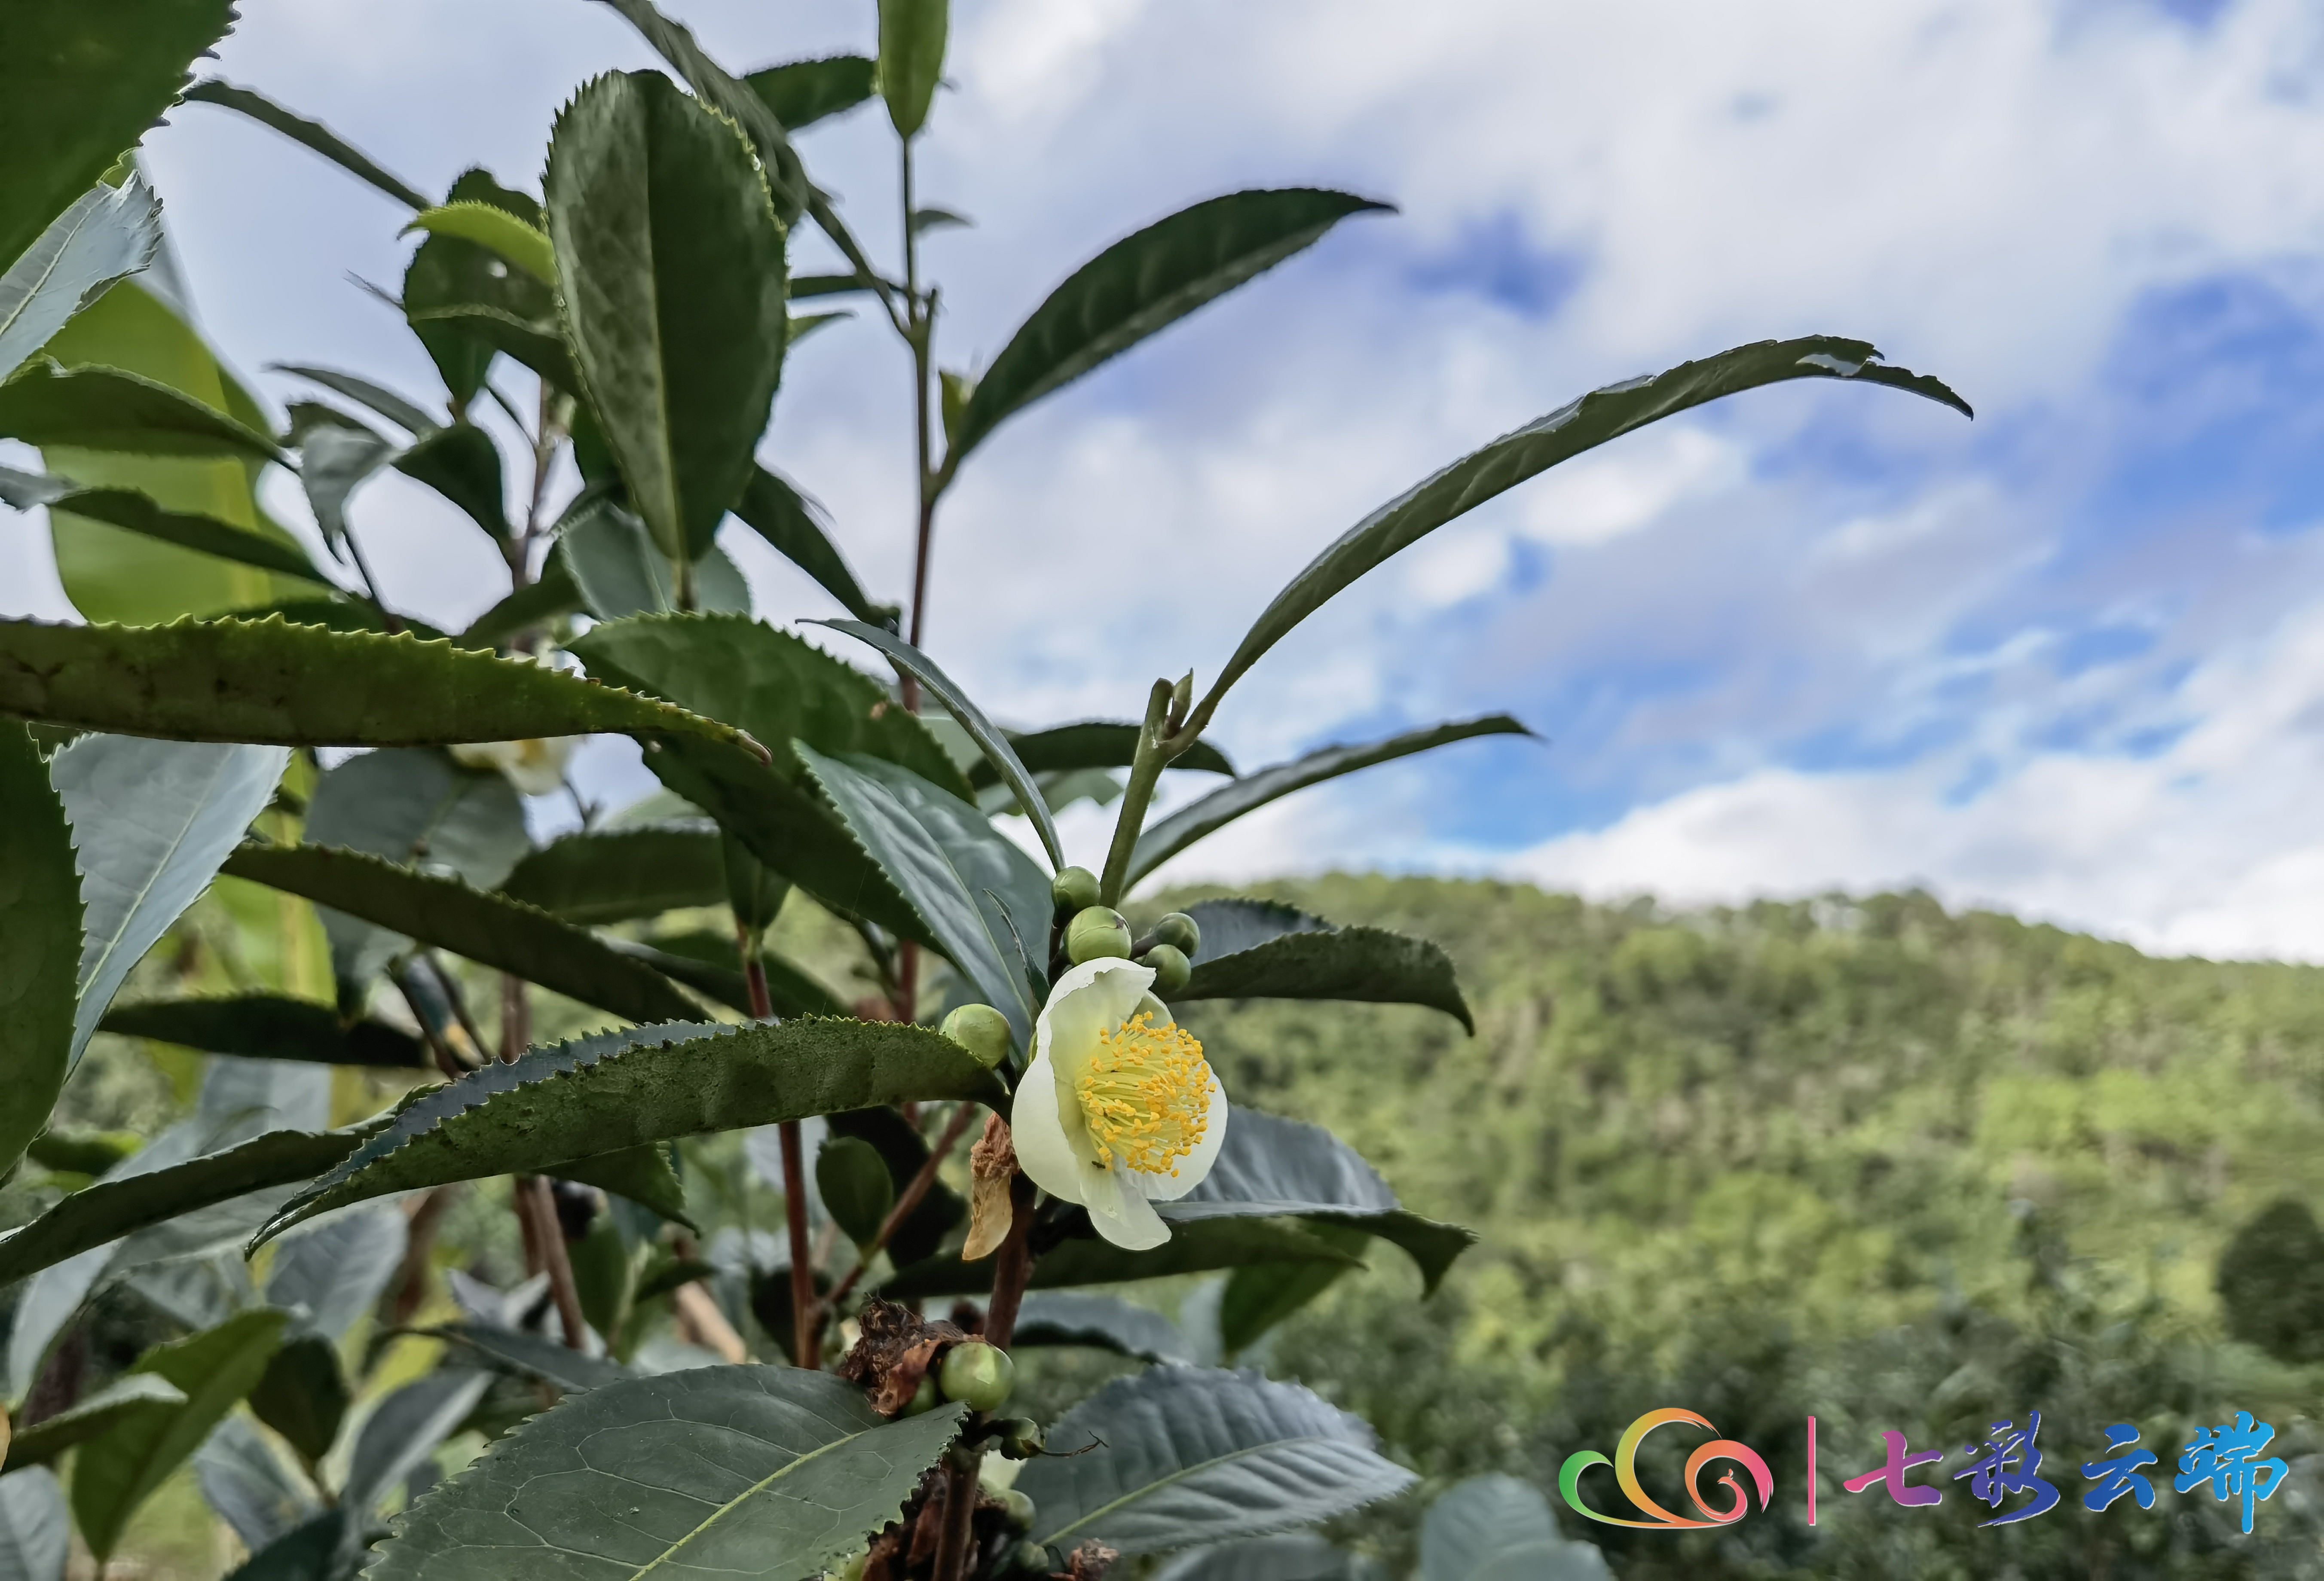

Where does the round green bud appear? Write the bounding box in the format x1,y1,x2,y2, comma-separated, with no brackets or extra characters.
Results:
832,1550,868,1581
1000,1541,1051,1577
994,1416,1045,1459
1151,912,1201,956
939,1340,1017,1412
1138,943,1191,997
903,1374,939,1416
939,1003,1014,1069
1065,907,1132,965
1000,1488,1037,1529
1050,865,1101,916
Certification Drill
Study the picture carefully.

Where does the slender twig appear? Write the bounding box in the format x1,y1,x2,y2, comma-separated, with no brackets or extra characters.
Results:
1097,680,1179,908
340,524,403,634
497,971,588,1352
740,923,817,1367
936,1174,1040,1581
826,1102,981,1308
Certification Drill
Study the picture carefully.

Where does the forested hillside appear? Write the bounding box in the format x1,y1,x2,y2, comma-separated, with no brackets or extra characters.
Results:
1167,878,2324,1578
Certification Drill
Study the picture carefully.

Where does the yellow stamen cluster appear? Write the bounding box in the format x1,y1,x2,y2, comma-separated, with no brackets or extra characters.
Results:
1075,1011,1214,1175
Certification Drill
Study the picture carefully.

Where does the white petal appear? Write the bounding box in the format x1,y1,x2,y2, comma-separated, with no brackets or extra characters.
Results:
1033,957,1153,1092
1084,1161,1171,1250
1132,1074,1229,1203
1009,1048,1085,1206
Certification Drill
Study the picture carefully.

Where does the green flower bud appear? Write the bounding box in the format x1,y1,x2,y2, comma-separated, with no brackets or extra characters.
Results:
1050,865,1101,915
995,1416,1046,1459
1138,943,1191,997
1000,1488,1037,1529
832,1550,868,1581
1151,911,1201,956
903,1374,939,1416
1000,1541,1051,1577
1065,907,1132,964
939,1340,1016,1412
939,1003,1014,1069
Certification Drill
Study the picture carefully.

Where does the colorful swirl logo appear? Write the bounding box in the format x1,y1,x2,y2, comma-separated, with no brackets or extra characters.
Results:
1559,1408,1777,1529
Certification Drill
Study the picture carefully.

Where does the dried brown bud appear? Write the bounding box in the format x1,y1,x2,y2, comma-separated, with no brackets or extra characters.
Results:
838,1297,966,1417
963,1113,1019,1261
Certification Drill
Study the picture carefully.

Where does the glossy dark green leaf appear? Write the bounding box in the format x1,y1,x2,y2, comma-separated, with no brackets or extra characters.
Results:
789,274,871,299
248,1334,349,1463
457,555,581,649
434,1319,631,1392
1012,1291,1192,1364
72,1309,288,1561
568,613,963,944
0,179,161,379
221,1509,347,1581
101,994,430,1068
394,422,507,543
561,1142,693,1230
1,1375,184,1473
0,0,235,267
1017,1366,1413,1557
609,932,844,1021
498,826,725,924
546,70,787,565
1218,1224,1367,1356
799,748,1052,1044
403,169,554,406
265,1206,408,1338
876,0,948,137
0,724,82,1181
816,1135,893,1248
220,844,699,1026
0,1125,369,1285
0,361,284,461
730,466,888,625
744,55,877,131
55,736,290,1068
816,620,1061,870
1176,898,1472,1030
405,202,554,285
343,1370,494,1516
825,1106,964,1268
46,486,332,584
1128,717,1531,887
226,597,440,640
968,720,1233,789
271,363,442,436
254,1019,1003,1244
183,79,429,211
880,1218,1364,1299
367,1367,967,1581
1161,1108,1474,1293
1196,338,1972,722
0,616,769,762
559,492,751,618
22,1128,138,1176
952,190,1387,462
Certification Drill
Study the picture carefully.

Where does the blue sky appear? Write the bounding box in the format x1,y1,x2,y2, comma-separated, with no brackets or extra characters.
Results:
12,0,2324,958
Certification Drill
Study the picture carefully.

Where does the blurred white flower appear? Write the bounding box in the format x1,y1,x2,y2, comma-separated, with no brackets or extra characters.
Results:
449,736,577,797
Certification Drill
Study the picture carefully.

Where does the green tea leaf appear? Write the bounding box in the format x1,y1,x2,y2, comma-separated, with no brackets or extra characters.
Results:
253,1019,1003,1244
815,619,1063,870
220,844,700,1026
951,190,1387,462
1160,1108,1474,1292
270,363,442,436
825,1106,964,1268
499,826,726,924
0,1125,368,1286
264,1207,407,1338
1,1375,184,1472
881,1218,1365,1299
55,736,290,1069
1176,898,1472,1030
434,1319,630,1392
744,55,878,132
393,422,508,543
458,554,581,648
798,748,1052,1045
1012,1292,1192,1364
1218,1227,1366,1357
0,724,82,1182
403,168,553,406
1157,1534,1383,1581
0,361,283,461
248,1334,349,1464
546,70,787,564
297,423,393,552
0,0,235,268
71,1309,288,1561
366,1367,966,1581
559,493,751,618
969,720,1234,788
404,202,555,284
342,1370,494,1517
101,994,431,1067
183,79,429,211
816,1134,894,1248
0,616,768,763
46,486,332,584
730,466,888,625
0,179,161,379
1422,1476,1610,1581
1196,338,1971,722
877,0,948,138
1129,717,1530,887
1017,1367,1413,1556
609,934,846,1021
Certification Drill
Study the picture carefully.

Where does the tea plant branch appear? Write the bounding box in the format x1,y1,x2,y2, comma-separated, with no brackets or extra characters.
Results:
1098,678,1199,908
938,1172,1039,1581
739,923,818,1367
824,1099,982,1310
500,968,589,1352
